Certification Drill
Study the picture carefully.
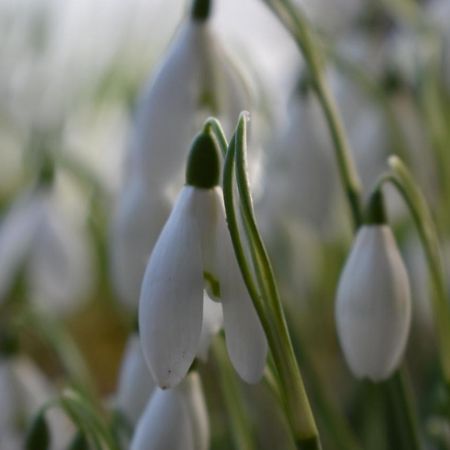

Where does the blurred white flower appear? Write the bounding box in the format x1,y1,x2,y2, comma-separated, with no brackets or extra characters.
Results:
0,185,93,315
130,371,209,450
262,85,338,232
335,225,412,381
115,333,155,429
110,177,171,309
0,353,73,450
139,132,267,388
129,7,249,194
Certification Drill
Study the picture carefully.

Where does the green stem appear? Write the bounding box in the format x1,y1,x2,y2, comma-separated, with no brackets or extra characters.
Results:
261,0,363,229
224,116,321,449
373,157,450,383
213,336,256,450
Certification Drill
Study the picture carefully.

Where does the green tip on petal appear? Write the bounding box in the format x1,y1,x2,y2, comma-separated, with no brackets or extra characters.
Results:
365,189,387,225
191,0,212,22
38,156,55,187
186,131,220,189
0,328,19,358
25,413,50,450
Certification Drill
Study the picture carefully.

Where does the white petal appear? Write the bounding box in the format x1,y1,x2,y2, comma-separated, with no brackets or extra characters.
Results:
197,293,223,362
28,197,94,316
130,22,205,189
111,177,171,310
139,187,204,388
115,333,155,426
130,379,194,450
210,189,267,383
335,225,412,381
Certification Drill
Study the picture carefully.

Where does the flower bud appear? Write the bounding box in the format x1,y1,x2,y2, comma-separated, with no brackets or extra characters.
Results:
335,225,412,381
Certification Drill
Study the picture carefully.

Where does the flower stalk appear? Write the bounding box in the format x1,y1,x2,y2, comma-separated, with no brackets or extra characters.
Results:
222,114,321,449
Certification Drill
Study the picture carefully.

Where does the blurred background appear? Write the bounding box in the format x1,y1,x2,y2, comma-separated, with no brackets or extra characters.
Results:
0,0,449,449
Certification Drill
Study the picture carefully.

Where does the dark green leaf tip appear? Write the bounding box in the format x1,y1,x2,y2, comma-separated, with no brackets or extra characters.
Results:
25,413,50,450
365,189,387,225
186,131,220,189
191,0,211,22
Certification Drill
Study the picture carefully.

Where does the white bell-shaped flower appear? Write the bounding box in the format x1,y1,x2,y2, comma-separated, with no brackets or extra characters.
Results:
129,0,249,192
0,350,73,449
115,333,156,428
0,183,93,315
139,131,267,388
335,220,412,381
130,372,209,450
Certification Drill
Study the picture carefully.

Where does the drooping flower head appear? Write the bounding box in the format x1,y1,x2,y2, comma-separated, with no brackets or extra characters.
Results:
139,129,267,389
335,192,412,381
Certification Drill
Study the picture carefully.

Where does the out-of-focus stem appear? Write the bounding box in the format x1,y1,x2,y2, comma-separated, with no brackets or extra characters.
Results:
261,0,364,229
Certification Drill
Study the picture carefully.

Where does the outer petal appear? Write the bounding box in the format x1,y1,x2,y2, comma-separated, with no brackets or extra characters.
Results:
130,22,205,189
111,176,171,310
209,189,267,383
139,187,204,388
115,333,155,427
335,225,412,381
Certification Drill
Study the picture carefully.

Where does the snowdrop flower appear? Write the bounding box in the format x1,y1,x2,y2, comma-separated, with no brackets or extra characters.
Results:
129,0,249,193
0,181,93,315
115,333,156,428
139,131,267,388
263,80,338,232
335,197,412,381
130,372,209,450
0,344,73,449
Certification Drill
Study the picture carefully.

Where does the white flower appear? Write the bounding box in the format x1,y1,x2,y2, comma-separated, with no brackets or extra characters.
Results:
130,372,209,450
335,225,412,381
129,11,249,193
115,333,156,428
110,177,171,309
0,186,93,315
140,186,267,388
0,354,73,450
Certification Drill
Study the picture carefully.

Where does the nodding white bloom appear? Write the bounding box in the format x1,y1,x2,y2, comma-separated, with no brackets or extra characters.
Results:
130,372,209,450
335,224,412,381
263,82,337,232
115,333,156,428
129,1,249,192
139,132,267,389
0,184,93,315
0,351,73,449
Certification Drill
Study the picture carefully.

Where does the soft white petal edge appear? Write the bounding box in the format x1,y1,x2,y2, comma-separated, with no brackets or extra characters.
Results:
139,187,204,389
